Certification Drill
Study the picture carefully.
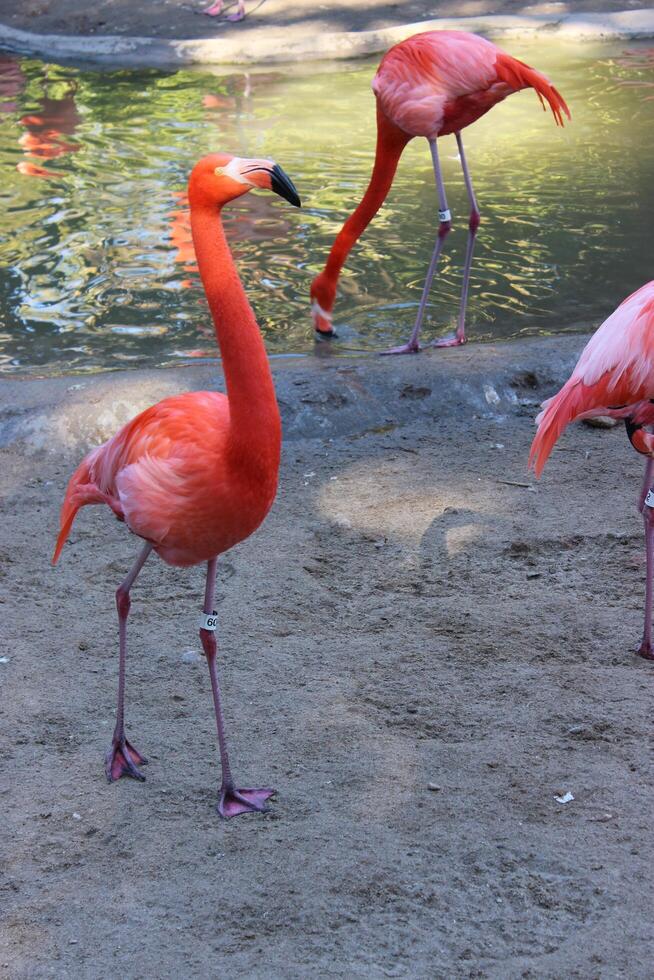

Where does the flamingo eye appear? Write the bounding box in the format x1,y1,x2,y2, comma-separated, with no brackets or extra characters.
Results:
214,167,225,176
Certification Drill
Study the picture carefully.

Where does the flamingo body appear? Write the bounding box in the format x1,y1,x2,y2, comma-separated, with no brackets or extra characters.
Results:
310,30,569,347
54,390,278,568
528,281,654,660
529,281,654,477
372,31,567,140
53,153,301,817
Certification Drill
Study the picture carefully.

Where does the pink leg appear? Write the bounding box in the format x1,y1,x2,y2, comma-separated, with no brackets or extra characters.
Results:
200,558,275,818
638,460,654,660
432,131,479,349
382,138,451,356
637,458,654,512
226,0,246,20
105,543,152,782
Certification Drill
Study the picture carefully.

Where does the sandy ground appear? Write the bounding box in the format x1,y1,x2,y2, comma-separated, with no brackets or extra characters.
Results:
1,338,654,978
0,0,649,41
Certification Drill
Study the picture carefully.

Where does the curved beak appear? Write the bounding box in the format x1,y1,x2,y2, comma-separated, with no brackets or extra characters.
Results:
270,164,301,208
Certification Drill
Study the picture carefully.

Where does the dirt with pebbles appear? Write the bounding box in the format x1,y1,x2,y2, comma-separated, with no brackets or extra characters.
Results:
0,0,645,43
1,339,653,978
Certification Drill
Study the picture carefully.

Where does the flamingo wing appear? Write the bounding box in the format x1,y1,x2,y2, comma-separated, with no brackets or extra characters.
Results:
53,391,229,563
373,32,498,137
373,31,569,139
529,282,654,475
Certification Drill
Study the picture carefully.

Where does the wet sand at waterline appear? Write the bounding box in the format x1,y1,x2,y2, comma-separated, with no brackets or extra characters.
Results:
1,337,653,977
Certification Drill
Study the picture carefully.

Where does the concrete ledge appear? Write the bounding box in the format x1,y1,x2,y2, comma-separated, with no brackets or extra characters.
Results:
1,10,653,67
0,334,586,453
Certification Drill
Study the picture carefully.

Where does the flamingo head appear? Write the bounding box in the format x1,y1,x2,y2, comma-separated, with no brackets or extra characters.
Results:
188,153,301,209
310,272,336,338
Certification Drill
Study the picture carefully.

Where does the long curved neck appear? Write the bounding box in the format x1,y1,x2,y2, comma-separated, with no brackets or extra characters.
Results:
321,107,411,298
190,203,280,460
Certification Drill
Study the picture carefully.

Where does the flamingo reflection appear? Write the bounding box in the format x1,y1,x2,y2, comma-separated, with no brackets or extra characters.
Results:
17,80,80,178
0,54,26,114
611,48,654,102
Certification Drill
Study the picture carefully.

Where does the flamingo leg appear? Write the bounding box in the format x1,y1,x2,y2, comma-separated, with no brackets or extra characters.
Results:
638,459,654,660
199,558,275,818
226,0,246,20
432,131,480,348
105,542,153,782
637,458,654,512
382,137,451,355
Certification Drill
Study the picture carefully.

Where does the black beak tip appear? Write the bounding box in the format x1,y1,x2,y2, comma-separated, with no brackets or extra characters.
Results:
315,327,337,341
271,163,301,208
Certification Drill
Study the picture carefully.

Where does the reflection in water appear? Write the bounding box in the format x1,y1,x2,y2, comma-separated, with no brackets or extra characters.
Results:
0,54,25,113
17,79,80,177
168,191,196,286
0,43,653,375
609,47,654,101
203,71,252,110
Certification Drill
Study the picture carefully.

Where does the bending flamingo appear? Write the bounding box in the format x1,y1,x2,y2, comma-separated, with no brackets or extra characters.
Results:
310,30,570,353
53,153,301,818
529,281,654,660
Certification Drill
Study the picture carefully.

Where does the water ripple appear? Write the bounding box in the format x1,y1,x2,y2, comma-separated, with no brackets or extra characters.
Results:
0,43,653,373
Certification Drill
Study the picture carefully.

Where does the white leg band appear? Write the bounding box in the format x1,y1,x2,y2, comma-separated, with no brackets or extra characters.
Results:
200,610,218,631
646,489,654,509
439,209,451,223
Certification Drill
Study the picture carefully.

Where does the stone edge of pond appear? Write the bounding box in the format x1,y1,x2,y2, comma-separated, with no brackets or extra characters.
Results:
0,333,588,454
0,10,653,67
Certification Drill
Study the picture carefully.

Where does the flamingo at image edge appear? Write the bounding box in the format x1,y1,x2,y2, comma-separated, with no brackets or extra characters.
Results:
310,30,570,353
529,281,654,660
52,153,301,818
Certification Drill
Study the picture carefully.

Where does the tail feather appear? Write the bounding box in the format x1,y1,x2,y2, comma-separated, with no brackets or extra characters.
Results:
528,381,585,477
495,52,571,127
52,507,79,566
52,458,92,565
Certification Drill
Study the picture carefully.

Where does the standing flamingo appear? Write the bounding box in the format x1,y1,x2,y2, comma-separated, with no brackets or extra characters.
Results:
310,30,570,353
529,281,654,660
52,153,301,818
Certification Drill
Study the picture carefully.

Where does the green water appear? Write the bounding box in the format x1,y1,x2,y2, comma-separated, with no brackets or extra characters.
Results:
0,40,653,375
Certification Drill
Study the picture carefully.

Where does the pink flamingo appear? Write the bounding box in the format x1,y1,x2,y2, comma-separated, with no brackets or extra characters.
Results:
310,30,570,353
203,0,246,22
53,153,301,818
529,281,654,660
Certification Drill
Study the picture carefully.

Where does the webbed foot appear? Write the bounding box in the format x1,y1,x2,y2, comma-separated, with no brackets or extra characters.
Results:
105,737,148,782
380,342,421,356
431,333,467,349
218,783,275,819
